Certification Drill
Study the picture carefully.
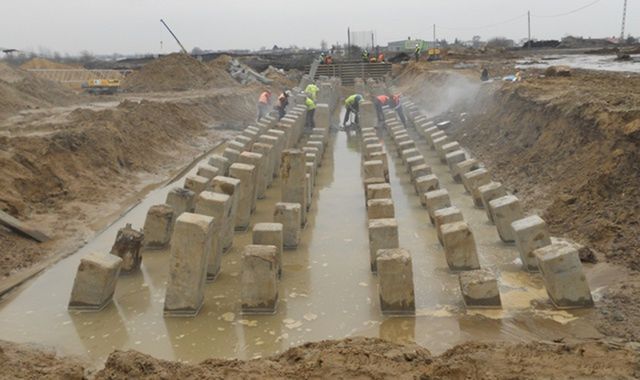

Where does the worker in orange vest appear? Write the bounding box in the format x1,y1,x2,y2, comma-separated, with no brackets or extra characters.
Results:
275,90,290,120
392,94,407,127
257,90,272,121
378,52,385,63
374,94,390,124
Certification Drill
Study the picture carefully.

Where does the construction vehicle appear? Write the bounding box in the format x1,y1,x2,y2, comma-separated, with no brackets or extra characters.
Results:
427,48,442,61
82,79,121,95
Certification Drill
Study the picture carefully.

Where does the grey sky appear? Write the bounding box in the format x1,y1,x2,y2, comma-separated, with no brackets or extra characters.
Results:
2,0,637,55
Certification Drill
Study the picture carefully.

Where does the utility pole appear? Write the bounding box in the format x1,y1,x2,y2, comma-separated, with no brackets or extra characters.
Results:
347,27,351,58
620,0,628,42
527,11,531,48
371,32,375,51
433,24,436,47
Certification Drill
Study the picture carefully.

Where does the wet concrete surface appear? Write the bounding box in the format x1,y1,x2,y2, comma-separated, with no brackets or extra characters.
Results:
0,122,611,365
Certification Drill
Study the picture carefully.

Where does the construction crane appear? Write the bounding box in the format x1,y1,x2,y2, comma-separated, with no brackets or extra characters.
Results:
160,19,188,54
620,0,628,42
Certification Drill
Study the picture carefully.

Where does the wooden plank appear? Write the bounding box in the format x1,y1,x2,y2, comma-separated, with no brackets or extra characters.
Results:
0,210,50,243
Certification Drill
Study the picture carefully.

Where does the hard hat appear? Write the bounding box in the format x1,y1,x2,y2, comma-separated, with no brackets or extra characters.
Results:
285,90,291,96
355,95,363,101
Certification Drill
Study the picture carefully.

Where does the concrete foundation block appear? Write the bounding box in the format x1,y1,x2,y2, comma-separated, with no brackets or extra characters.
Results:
425,189,452,224
453,159,480,183
534,243,594,308
434,206,464,246
400,148,421,163
512,215,552,272
367,198,395,219
238,151,266,201
165,187,195,220
305,173,312,211
252,142,275,187
208,154,230,176
211,176,240,251
489,195,524,243
368,218,399,273
462,168,492,207
365,143,384,160
184,175,210,195
439,142,461,163
241,245,279,314
222,147,241,164
459,268,501,308
442,221,481,271
109,223,144,273
252,223,283,278
432,136,449,152
478,182,507,223
259,134,282,178
366,183,392,203
306,162,316,190
369,151,389,181
406,155,426,174
195,191,230,281
281,149,307,225
196,164,219,180
164,213,213,316
143,204,174,249
68,252,122,311
274,202,302,249
376,248,415,315
229,163,257,231
363,160,385,181
415,175,440,205
445,150,467,173
397,139,416,153
410,164,432,183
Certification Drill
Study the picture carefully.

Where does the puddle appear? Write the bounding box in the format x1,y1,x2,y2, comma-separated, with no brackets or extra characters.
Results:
516,54,640,73
0,122,607,365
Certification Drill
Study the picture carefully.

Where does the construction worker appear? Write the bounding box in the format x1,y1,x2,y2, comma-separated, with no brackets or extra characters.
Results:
377,52,385,63
257,90,271,121
414,44,421,62
362,50,369,62
481,68,489,81
373,94,389,124
343,94,363,128
392,94,407,127
305,95,316,130
276,90,290,120
305,83,319,101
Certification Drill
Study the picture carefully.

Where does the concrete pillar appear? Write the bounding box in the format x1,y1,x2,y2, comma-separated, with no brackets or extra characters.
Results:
68,252,122,311
369,151,389,182
252,223,284,277
425,189,452,224
211,176,240,251
165,187,195,220
376,248,415,315
434,206,464,246
366,183,392,204
164,213,213,316
463,169,492,208
360,101,376,128
478,182,507,223
422,126,439,139
222,147,241,164
410,164,432,183
367,198,395,219
489,195,524,243
453,159,480,183
143,204,174,249
368,218,399,273
196,164,219,180
208,154,230,176
184,175,210,195
364,143,384,160
281,149,307,226
459,268,501,308
305,173,312,211
512,215,552,272
194,191,230,281
415,175,440,205
259,134,283,178
441,221,481,271
229,163,257,231
400,148,421,164
534,243,594,308
238,151,266,201
398,140,416,154
439,142,461,163
316,103,330,129
406,155,426,174
363,160,384,181
274,202,301,249
252,142,275,188
445,150,467,173
432,136,450,153
109,224,144,273
241,245,279,314
428,131,445,147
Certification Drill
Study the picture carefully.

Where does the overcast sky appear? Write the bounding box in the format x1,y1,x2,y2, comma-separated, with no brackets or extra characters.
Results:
2,0,637,55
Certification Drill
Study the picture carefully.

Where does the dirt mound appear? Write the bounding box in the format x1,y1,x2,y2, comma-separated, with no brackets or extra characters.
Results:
122,53,236,92
90,337,640,379
0,339,85,379
20,58,80,70
0,62,28,83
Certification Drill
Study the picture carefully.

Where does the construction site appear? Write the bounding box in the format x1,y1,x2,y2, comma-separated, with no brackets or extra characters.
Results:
1,2,640,379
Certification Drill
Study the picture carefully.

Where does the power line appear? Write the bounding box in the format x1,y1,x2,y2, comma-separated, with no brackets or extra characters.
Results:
532,0,603,18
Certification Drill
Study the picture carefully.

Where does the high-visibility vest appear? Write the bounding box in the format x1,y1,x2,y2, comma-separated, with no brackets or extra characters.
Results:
377,95,389,105
305,97,316,110
305,84,319,100
345,94,362,106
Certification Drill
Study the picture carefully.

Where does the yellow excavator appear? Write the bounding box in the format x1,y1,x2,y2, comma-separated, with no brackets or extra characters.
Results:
82,79,121,95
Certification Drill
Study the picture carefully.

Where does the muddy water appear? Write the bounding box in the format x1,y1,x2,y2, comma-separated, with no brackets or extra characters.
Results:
0,123,608,365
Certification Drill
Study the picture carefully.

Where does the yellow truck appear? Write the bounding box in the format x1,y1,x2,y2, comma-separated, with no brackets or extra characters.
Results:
82,79,121,95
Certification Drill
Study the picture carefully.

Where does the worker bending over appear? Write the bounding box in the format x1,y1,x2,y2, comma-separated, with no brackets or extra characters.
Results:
276,90,290,120
305,95,316,130
343,94,363,128
257,90,272,121
392,94,407,127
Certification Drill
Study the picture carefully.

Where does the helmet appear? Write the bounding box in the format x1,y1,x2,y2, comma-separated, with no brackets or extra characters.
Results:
285,90,291,96
355,95,363,102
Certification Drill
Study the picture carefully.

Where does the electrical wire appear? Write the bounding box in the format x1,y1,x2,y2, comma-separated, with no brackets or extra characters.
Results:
532,0,603,18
